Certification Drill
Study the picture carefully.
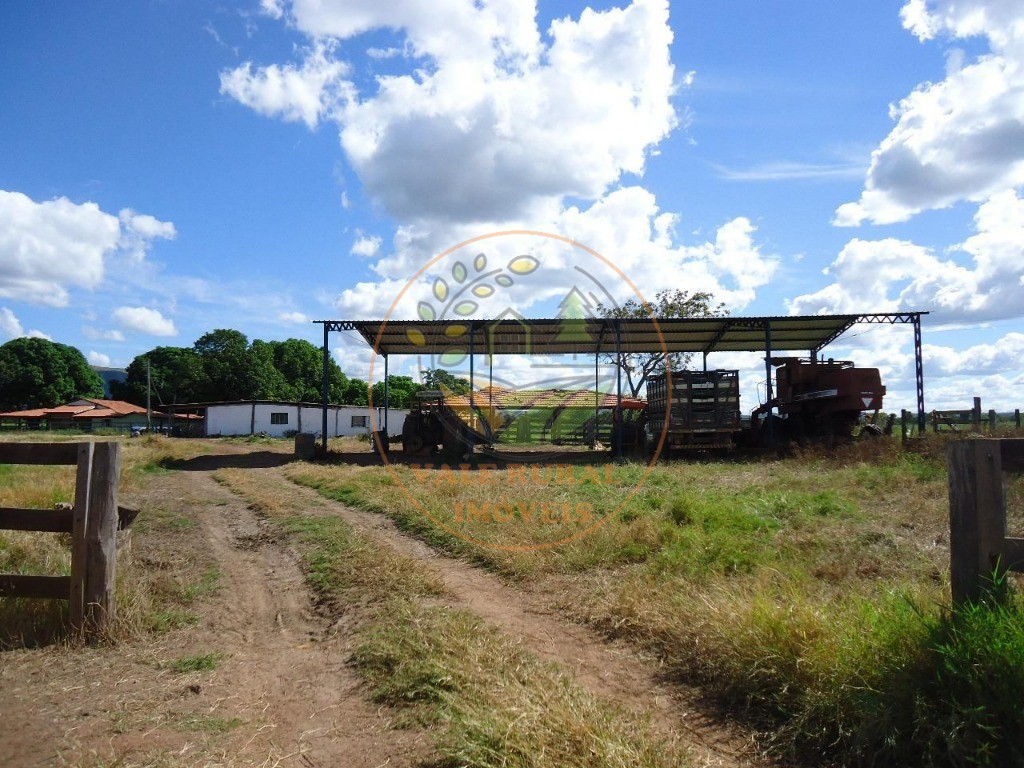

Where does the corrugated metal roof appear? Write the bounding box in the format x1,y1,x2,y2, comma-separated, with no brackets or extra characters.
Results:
318,313,925,356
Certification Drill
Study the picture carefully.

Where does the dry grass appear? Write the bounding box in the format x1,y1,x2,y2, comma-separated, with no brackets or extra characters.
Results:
0,434,218,648
217,459,692,768
356,599,690,768
288,434,1024,765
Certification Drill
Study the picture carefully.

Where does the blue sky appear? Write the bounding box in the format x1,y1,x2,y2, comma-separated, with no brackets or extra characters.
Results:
2,0,1023,411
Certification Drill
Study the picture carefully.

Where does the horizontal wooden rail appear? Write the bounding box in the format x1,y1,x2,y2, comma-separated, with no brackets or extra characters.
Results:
0,574,71,599
0,442,79,465
0,506,73,532
1004,538,1024,570
998,439,1024,471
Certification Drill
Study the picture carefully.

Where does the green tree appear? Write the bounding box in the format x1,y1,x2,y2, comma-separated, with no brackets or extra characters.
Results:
0,337,104,410
118,333,353,406
421,368,471,395
250,339,291,400
341,378,369,406
370,375,421,409
265,338,348,402
596,289,727,397
114,346,204,406
192,329,257,402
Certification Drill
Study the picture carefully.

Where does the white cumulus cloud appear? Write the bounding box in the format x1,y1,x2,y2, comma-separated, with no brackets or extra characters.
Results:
222,0,678,224
118,208,177,261
351,234,382,258
88,351,112,367
794,189,1024,321
0,307,23,340
0,190,175,307
837,0,1024,225
112,306,177,337
219,42,352,129
229,2,780,323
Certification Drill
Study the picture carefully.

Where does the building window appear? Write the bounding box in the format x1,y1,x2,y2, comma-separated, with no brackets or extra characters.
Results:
351,415,368,428
270,412,289,425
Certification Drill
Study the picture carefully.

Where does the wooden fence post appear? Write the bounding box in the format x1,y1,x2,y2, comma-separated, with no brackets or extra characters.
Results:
948,440,1005,604
84,442,121,629
989,409,997,432
973,397,982,430
69,442,94,629
1016,409,1021,430
901,409,908,443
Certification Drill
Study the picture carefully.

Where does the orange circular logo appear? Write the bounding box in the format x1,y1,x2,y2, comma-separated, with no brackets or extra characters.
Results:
367,230,671,551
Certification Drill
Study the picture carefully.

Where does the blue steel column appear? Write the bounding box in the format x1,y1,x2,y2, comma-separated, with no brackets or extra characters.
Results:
763,319,774,444
615,319,623,460
914,314,926,434
321,322,329,454
384,353,389,438
468,322,475,462
594,349,599,447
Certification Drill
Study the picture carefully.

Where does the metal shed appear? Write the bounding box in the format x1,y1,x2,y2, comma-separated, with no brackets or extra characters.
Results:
316,312,927,453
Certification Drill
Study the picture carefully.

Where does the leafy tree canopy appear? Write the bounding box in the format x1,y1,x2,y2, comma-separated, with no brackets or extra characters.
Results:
0,337,104,411
113,346,203,405
596,289,727,397
421,368,472,395
370,375,420,409
117,333,349,406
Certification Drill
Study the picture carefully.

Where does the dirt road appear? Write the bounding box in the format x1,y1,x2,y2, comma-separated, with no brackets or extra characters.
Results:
1,450,766,767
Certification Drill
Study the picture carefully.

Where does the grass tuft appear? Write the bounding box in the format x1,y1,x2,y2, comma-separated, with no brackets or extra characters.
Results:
166,652,224,674
354,599,688,768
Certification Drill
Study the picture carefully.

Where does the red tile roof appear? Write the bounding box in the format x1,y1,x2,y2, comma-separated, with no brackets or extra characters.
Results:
1,398,150,419
72,399,149,416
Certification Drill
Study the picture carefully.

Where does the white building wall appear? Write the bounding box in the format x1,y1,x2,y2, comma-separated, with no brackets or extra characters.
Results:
203,402,407,438
205,404,257,436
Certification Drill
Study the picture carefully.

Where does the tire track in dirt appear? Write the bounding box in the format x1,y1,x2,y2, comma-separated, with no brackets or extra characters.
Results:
125,471,433,768
254,466,769,768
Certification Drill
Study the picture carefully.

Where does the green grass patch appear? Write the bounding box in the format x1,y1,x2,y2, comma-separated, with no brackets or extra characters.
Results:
176,716,244,734
280,514,446,602
354,599,689,768
132,506,195,534
288,435,1024,764
181,567,222,603
167,652,224,674
147,608,199,633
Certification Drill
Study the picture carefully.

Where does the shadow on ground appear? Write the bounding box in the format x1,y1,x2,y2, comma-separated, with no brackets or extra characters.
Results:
163,451,298,471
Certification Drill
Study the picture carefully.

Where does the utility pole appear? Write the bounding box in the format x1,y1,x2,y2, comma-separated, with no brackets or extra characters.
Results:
146,359,152,432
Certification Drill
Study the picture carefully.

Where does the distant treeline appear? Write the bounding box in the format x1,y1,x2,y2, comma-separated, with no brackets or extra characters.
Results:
0,331,470,412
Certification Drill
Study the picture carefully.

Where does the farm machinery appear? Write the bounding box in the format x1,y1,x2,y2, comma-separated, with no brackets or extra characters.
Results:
400,357,886,458
750,356,886,444
400,387,645,458
646,356,886,452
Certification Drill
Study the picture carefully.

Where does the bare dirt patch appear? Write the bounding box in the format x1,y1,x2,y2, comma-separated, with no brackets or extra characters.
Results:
261,465,768,768
1,462,432,768
2,441,769,768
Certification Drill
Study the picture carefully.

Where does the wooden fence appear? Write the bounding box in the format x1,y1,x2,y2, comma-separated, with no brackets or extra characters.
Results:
948,439,1024,604
902,398,1023,441
0,442,124,630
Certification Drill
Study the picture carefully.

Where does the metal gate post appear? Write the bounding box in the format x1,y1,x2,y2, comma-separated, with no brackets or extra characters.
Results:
764,319,774,444
321,322,330,454
914,314,926,435
615,319,623,460
383,353,389,437
468,322,475,464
